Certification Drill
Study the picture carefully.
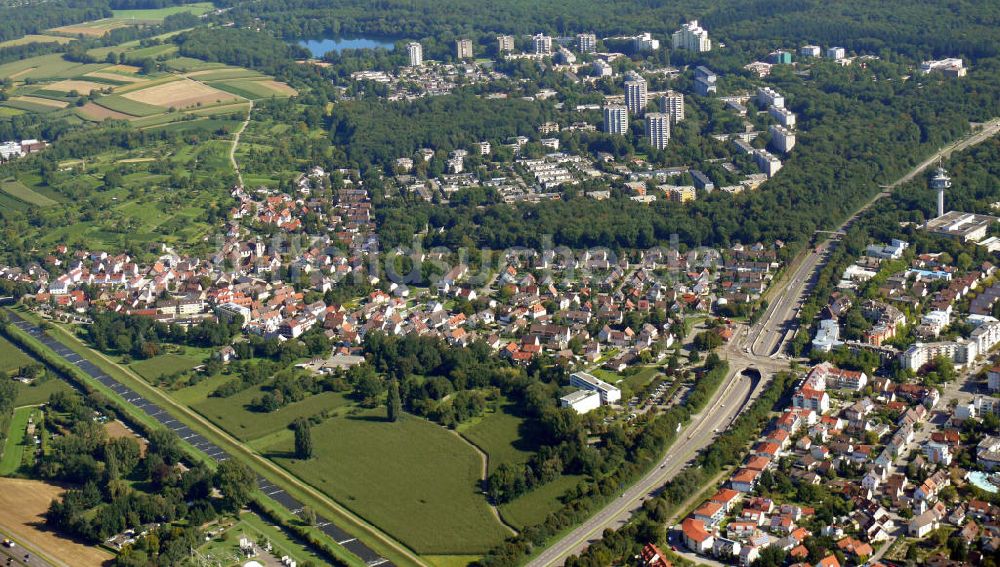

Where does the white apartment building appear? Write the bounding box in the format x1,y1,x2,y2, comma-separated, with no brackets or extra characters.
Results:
592,59,613,77
497,35,515,52
672,20,711,52
660,91,684,123
624,73,648,116
645,113,670,150
800,45,821,58
769,124,796,153
455,39,473,59
406,42,423,66
632,32,660,52
826,46,846,60
533,33,552,55
757,86,784,109
577,32,597,53
603,105,628,135
769,105,796,128
754,149,782,177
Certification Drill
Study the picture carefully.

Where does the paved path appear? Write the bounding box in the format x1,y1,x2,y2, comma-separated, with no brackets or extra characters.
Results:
230,100,253,187
5,310,402,567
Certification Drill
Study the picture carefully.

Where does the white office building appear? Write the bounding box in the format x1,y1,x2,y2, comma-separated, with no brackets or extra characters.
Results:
672,20,712,52
570,371,622,404
645,113,670,150
624,73,648,116
660,91,684,123
603,105,628,135
406,42,423,66
560,390,602,414
533,33,552,55
577,33,597,53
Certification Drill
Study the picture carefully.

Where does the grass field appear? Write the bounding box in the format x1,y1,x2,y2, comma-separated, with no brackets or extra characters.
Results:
269,411,510,554
48,18,133,37
498,474,585,529
460,402,538,474
186,67,265,81
130,353,200,382
92,93,167,116
15,378,73,407
208,78,298,99
0,477,114,566
0,406,35,475
195,389,352,442
112,2,214,21
4,97,67,113
425,556,482,567
1,179,58,206
0,336,33,373
0,34,73,48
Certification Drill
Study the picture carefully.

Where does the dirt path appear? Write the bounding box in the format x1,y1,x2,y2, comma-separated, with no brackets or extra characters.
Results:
451,430,519,536
230,99,252,187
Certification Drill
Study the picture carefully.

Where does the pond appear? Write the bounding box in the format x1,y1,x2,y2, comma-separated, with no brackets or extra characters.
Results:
297,36,396,58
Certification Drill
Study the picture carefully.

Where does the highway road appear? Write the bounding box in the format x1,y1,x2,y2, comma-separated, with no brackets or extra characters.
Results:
526,363,759,567
0,533,56,567
528,118,1000,567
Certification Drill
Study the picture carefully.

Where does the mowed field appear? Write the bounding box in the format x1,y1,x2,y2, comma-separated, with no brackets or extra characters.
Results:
122,77,244,109
0,179,58,207
0,335,33,373
194,388,352,442
0,406,35,475
48,19,133,37
129,353,200,382
269,411,510,554
0,34,72,49
0,477,114,566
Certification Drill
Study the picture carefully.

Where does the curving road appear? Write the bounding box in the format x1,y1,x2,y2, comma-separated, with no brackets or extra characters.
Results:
528,117,1000,567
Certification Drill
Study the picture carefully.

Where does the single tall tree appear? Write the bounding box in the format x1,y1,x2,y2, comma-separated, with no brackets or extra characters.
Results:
294,418,312,459
387,379,402,422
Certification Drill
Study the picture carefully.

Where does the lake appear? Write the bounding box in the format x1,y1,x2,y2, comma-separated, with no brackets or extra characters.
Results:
297,36,396,58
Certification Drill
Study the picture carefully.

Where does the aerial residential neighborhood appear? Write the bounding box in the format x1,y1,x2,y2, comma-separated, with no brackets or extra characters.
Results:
0,2,999,567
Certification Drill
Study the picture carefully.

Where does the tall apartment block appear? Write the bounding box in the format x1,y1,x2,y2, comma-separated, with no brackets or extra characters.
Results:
533,33,552,55
497,35,515,52
406,42,423,66
645,113,670,149
577,33,597,53
456,39,473,59
769,124,796,153
672,20,711,52
603,105,628,135
624,73,648,116
659,91,684,123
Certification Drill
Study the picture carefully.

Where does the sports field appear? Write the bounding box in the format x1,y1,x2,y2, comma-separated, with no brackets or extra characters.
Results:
269,411,510,554
0,477,114,566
